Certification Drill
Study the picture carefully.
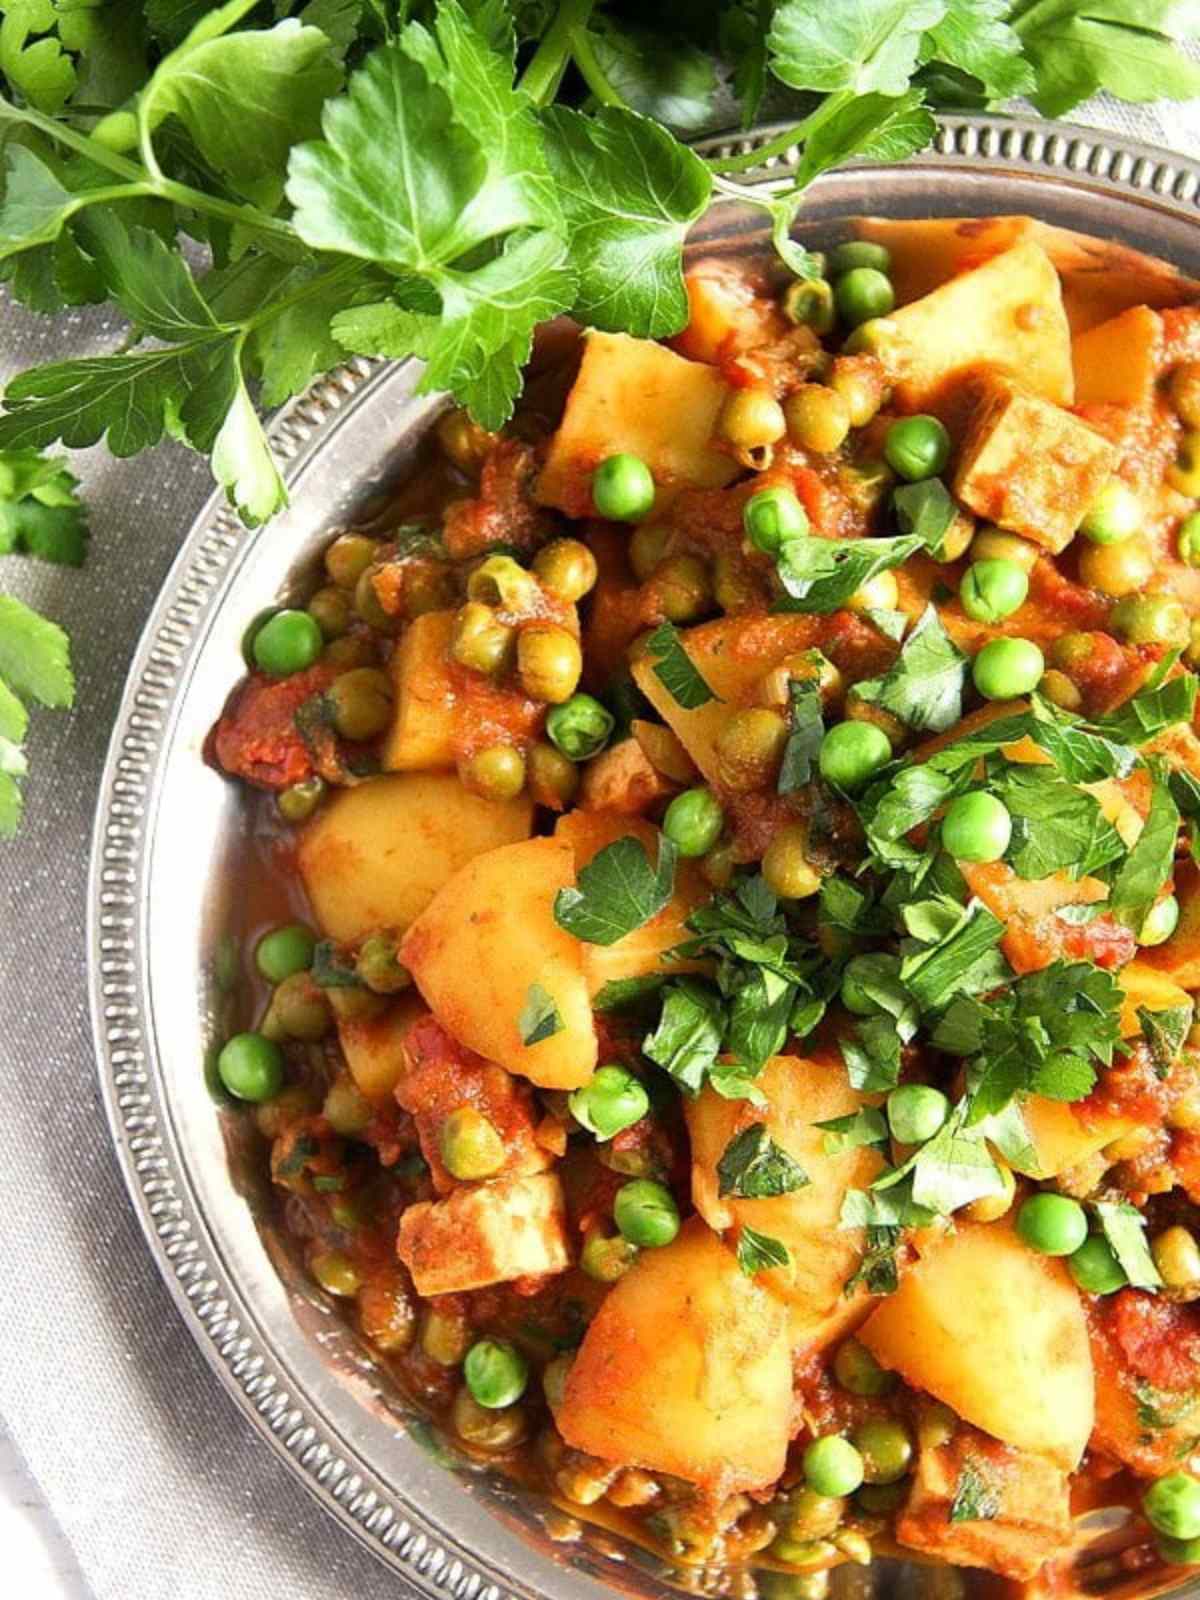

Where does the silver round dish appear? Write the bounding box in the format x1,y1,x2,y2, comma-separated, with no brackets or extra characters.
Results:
89,113,1200,1598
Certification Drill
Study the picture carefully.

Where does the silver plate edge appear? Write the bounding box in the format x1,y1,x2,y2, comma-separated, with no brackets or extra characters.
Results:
87,111,1200,1593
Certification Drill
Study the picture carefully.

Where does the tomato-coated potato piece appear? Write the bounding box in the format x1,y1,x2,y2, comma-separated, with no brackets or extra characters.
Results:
401,836,596,1089
557,1217,792,1494
337,993,427,1103
887,241,1073,413
1072,305,1163,411
859,1218,1094,1469
380,610,457,771
685,1053,884,1337
535,332,739,519
671,258,788,365
297,772,532,941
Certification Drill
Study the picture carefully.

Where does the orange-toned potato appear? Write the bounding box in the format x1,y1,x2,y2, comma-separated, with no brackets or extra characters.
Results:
297,773,532,941
685,1053,884,1335
380,610,457,771
630,613,826,784
1119,960,1192,1037
554,811,709,994
886,241,1073,413
535,332,739,520
1012,1096,1136,1182
401,836,596,1089
557,1217,792,1494
578,737,677,814
1072,305,1163,410
859,1219,1093,1470
671,258,786,365
336,993,428,1103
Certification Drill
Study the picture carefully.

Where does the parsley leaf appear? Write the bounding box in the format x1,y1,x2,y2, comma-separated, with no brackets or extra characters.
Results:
844,1223,903,1295
793,89,935,187
923,0,1034,100
517,981,563,1045
1139,1002,1194,1080
854,604,967,734
818,1107,889,1154
769,0,947,96
736,1223,792,1276
591,974,667,1013
1096,675,1197,746
554,833,677,946
0,592,74,836
991,762,1125,881
642,622,717,709
892,477,958,557
778,678,824,793
717,1123,810,1198
1012,0,1200,119
642,978,725,1094
540,105,710,337
1108,770,1179,931
899,897,1006,1012
1094,1200,1163,1291
775,532,925,614
949,1459,1001,1522
0,447,87,565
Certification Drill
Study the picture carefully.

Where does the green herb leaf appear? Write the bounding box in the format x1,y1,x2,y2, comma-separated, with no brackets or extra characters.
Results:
1094,1200,1163,1291
775,532,924,615
585,19,719,132
899,897,1006,1012
818,1107,889,1154
778,678,824,793
642,977,725,1095
991,762,1125,881
1096,675,1197,747
854,604,967,735
1139,1002,1194,1080
842,1013,904,1092
540,105,710,337
949,1459,1001,1522
591,974,667,1012
844,1223,903,1295
892,476,958,555
736,1223,792,1276
0,447,87,565
769,0,947,95
642,621,717,709
554,832,677,946
1107,770,1179,931
518,981,563,1045
1029,1051,1096,1101
923,0,1034,99
1012,0,1200,119
717,1123,810,1198
793,88,935,187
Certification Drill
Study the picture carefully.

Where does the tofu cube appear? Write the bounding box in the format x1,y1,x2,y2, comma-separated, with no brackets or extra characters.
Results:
953,377,1116,552
397,1171,571,1295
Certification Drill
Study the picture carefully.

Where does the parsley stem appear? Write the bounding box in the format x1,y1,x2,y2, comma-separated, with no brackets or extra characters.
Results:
707,92,853,175
568,24,625,109
240,258,362,335
518,0,598,106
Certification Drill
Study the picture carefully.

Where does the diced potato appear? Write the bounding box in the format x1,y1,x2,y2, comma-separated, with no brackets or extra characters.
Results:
857,217,1036,307
631,719,697,784
897,1411,1072,1580
859,1218,1093,1469
959,859,1110,975
397,1171,571,1295
1011,1096,1135,1182
557,1217,792,1493
1090,1306,1200,1476
554,811,709,995
337,993,427,1103
1119,960,1192,1037
953,375,1116,553
672,258,786,365
887,241,1073,412
685,1053,885,1331
380,610,457,772
578,737,676,815
401,836,596,1089
1072,306,1163,410
630,613,825,784
297,772,532,941
535,332,739,519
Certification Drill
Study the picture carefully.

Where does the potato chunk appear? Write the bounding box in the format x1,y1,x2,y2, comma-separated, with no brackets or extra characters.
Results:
953,376,1116,553
630,613,826,784
859,1219,1093,1469
1009,1096,1135,1182
337,993,427,1103
397,1171,570,1295
297,772,532,941
887,241,1073,411
685,1053,883,1336
401,836,596,1089
380,610,457,771
535,332,739,518
557,1218,791,1494
1072,305,1163,410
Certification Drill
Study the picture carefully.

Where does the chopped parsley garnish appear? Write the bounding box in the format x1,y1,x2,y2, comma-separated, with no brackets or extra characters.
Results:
818,1107,889,1154
1139,1002,1194,1080
517,981,563,1046
774,532,925,614
1107,769,1179,930
717,1123,810,1198
852,604,968,735
778,678,825,793
949,1460,1001,1523
736,1224,792,1276
642,622,717,709
554,833,677,945
1094,1201,1163,1291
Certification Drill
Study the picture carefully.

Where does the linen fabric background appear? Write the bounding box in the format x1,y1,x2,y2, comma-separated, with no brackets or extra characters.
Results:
2,92,1198,1600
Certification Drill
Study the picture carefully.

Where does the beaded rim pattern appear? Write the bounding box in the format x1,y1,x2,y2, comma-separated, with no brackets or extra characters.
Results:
89,112,1200,1592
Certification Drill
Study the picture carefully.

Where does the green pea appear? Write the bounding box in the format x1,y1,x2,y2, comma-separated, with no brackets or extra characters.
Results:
310,1250,361,1297
593,453,655,521
782,278,835,334
255,923,316,984
1145,1474,1200,1542
830,240,891,275
856,1483,907,1514
569,1065,650,1140
463,1338,529,1409
1159,1534,1200,1566
818,721,891,791
1068,1233,1128,1295
1179,513,1200,568
545,693,614,761
1016,1192,1088,1257
743,486,809,556
840,952,902,1017
1078,480,1140,544
1111,594,1190,648
580,1230,639,1281
803,1435,865,1498
278,776,325,823
834,267,895,329
663,787,725,857
1140,895,1180,948
959,559,1029,624
941,792,1012,864
252,609,323,677
887,1084,950,1146
851,1417,913,1485
217,1032,284,1102
440,1107,506,1180
883,416,951,482
833,1338,895,1397
614,1178,680,1248
972,636,1045,700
